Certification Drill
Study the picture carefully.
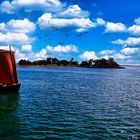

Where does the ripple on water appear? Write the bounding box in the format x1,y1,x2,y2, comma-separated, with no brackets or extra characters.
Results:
1,66,140,139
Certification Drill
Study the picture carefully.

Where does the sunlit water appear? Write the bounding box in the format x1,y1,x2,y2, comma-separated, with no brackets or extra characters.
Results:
0,66,140,139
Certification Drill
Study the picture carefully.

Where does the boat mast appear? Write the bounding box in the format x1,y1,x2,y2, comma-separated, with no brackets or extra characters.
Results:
9,45,18,84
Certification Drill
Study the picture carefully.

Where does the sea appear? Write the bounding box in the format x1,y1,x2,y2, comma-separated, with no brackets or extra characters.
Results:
0,66,140,140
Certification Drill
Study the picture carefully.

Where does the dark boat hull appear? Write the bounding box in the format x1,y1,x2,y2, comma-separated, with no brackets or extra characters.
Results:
0,83,21,93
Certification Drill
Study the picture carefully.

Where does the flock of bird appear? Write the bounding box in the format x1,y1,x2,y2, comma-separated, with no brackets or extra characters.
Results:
35,25,90,45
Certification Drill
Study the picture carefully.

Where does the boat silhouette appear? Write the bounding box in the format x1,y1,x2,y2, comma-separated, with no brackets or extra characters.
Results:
0,48,20,93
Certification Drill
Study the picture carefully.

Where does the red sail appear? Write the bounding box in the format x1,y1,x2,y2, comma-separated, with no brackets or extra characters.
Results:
0,49,18,85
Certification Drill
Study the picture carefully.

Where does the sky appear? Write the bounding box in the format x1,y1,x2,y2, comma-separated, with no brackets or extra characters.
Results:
0,0,140,64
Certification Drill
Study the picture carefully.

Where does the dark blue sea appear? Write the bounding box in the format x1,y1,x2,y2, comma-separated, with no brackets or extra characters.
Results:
0,66,140,140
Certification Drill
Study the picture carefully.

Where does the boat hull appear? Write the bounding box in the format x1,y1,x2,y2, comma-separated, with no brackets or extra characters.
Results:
0,83,21,93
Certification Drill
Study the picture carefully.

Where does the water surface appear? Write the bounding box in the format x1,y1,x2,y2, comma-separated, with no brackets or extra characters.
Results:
0,66,140,139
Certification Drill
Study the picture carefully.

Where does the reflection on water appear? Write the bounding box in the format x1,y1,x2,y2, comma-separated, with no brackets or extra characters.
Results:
0,93,19,139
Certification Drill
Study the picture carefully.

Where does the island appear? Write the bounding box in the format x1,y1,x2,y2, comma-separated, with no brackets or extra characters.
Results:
18,57,123,68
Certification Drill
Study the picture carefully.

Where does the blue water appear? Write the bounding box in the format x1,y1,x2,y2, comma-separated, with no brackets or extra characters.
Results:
0,66,140,139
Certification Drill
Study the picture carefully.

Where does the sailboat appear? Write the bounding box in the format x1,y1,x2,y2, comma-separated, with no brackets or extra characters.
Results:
0,47,20,93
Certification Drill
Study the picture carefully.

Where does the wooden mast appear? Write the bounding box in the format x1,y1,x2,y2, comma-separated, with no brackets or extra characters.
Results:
9,45,18,84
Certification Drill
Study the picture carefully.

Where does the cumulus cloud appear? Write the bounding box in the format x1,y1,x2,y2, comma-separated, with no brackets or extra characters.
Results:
112,53,131,60
0,18,36,46
112,37,140,46
0,32,34,45
105,22,126,33
38,13,95,32
0,45,14,51
0,1,13,14
6,43,79,61
135,17,140,25
100,49,116,55
46,45,78,53
21,44,32,52
98,46,140,62
0,0,62,13
100,55,110,60
0,1,102,33
96,18,106,26
120,47,140,55
79,51,98,60
34,49,47,60
0,18,36,33
56,5,89,18
127,25,140,36
99,51,132,60
15,48,28,61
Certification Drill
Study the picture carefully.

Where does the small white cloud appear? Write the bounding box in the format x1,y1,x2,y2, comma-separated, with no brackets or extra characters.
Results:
120,47,140,55
21,44,32,52
0,32,35,45
0,23,6,30
100,55,110,60
35,49,47,60
105,22,126,33
0,18,36,33
46,45,78,53
112,37,140,46
112,53,131,60
56,5,89,18
15,48,28,61
0,45,14,51
134,17,140,25
100,49,116,55
0,1,14,14
96,18,106,26
79,51,98,60
127,25,140,36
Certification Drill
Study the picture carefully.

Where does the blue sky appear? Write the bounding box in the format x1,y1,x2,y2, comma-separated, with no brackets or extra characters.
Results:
0,0,140,64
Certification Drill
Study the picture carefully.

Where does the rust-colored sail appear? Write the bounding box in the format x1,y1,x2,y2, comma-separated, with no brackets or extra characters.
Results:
0,49,18,85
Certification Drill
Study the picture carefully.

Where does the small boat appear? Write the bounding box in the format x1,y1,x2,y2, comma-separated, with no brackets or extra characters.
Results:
0,47,20,93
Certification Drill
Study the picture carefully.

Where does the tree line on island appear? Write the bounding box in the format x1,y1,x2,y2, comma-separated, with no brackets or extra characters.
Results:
18,57,123,68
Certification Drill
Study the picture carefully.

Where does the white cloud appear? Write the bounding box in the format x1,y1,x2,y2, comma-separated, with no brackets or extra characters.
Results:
100,49,116,55
35,49,47,60
120,47,140,55
46,45,78,53
21,44,32,52
0,1,14,14
96,18,106,26
135,17,140,25
0,18,36,33
15,48,28,61
38,13,95,32
100,55,110,60
0,0,62,13
0,45,14,51
112,37,140,46
0,23,5,30
105,22,126,33
0,32,34,45
79,51,98,60
127,25,140,36
112,53,131,60
56,5,89,18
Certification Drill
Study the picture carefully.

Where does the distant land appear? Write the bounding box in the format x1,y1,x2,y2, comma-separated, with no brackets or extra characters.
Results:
18,57,123,68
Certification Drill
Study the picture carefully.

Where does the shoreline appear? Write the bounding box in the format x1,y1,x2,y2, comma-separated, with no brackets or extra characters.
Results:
17,64,125,69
